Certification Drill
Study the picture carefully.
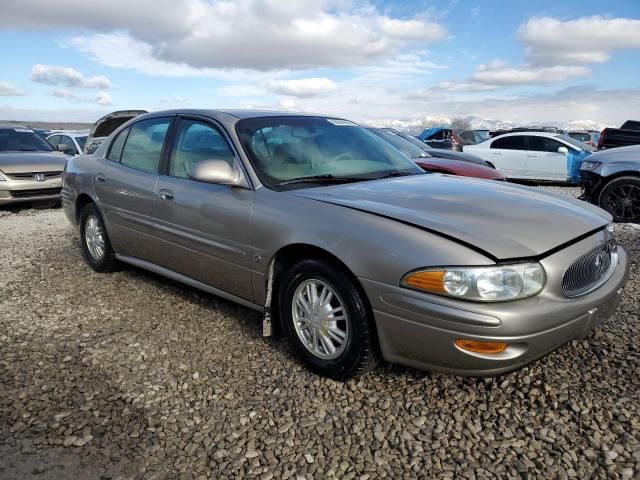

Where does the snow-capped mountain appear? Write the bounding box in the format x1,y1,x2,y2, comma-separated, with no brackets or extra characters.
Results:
366,115,611,134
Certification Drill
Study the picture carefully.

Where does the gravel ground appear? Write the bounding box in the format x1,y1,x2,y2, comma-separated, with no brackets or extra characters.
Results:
1,189,638,479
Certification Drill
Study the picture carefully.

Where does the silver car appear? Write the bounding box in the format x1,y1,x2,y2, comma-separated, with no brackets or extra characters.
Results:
62,110,629,380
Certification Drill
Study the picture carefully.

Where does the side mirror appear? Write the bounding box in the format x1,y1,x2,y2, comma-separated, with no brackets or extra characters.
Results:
557,146,568,155
187,160,241,185
57,143,73,154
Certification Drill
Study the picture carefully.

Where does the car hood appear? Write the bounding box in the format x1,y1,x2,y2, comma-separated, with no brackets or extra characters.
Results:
290,174,610,260
0,152,68,173
426,149,488,165
589,144,640,163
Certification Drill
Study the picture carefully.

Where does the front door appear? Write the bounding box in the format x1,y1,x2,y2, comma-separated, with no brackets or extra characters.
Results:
153,117,254,301
93,116,173,263
525,136,569,181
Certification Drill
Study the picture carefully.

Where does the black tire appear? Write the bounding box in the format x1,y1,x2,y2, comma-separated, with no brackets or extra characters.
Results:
278,259,379,380
79,203,117,272
599,176,640,223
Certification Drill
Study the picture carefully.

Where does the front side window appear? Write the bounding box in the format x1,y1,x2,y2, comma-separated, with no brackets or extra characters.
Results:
60,136,78,154
527,136,564,153
237,116,422,189
119,118,171,173
557,134,594,152
491,135,526,150
169,120,235,178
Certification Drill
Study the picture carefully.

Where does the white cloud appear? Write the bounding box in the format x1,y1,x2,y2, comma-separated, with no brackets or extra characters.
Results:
3,0,446,72
96,92,112,105
31,64,112,89
0,81,25,96
267,77,338,97
50,89,77,98
518,16,640,65
471,61,590,85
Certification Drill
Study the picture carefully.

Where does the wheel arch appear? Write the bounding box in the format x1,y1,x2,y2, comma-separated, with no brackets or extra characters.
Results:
598,172,640,203
74,193,95,225
264,243,376,339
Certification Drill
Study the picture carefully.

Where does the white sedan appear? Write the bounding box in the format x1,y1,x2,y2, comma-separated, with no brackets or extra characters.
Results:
464,132,594,182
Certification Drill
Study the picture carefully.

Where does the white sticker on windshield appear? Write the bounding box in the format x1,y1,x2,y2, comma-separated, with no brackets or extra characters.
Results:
14,128,34,133
326,118,356,126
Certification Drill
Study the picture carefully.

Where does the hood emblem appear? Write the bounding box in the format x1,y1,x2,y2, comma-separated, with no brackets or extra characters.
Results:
33,173,46,182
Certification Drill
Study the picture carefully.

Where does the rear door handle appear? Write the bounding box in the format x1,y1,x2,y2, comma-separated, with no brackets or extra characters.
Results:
491,151,503,155
159,189,174,202
95,173,107,183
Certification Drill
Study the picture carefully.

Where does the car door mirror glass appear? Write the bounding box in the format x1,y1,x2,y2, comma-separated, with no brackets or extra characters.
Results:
187,160,241,185
557,146,568,154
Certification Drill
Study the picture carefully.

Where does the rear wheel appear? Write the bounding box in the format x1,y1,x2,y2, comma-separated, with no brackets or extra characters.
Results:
599,176,640,223
79,203,117,272
279,259,378,380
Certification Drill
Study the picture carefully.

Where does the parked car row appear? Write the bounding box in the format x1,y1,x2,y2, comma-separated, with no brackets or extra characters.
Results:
59,109,628,380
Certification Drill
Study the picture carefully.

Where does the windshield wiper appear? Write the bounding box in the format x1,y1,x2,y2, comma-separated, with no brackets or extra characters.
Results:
278,174,364,186
376,171,420,179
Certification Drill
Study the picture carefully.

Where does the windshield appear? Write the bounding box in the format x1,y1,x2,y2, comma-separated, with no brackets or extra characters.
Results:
237,116,422,189
368,128,427,159
556,134,595,152
0,128,54,152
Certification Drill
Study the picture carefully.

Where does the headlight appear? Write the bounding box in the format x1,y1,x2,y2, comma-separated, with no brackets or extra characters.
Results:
580,161,602,172
402,263,546,302
0,170,6,181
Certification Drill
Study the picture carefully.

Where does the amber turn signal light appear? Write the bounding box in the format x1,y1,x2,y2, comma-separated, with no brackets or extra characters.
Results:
455,339,508,354
403,270,446,293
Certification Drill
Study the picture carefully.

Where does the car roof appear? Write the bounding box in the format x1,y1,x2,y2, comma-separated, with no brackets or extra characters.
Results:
48,130,89,136
492,131,564,139
0,123,34,129
143,108,341,120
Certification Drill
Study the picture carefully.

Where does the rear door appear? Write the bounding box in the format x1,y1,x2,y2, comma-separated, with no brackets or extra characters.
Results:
488,135,527,178
525,136,568,181
153,116,254,300
93,116,173,264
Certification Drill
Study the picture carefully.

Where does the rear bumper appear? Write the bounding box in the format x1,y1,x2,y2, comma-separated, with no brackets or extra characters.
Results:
0,178,62,205
361,243,628,376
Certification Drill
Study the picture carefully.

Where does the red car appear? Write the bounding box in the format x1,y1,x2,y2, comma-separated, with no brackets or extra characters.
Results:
367,127,506,181
414,157,505,180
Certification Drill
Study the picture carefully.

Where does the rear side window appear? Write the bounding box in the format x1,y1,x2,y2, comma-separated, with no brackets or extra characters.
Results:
107,128,129,162
491,135,526,150
527,136,564,153
119,118,171,173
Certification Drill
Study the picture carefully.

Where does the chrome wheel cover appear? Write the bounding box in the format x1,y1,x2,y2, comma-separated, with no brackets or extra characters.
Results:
84,215,105,261
292,279,350,360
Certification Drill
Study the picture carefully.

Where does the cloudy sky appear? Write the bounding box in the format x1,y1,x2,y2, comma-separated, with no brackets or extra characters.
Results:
1,0,639,124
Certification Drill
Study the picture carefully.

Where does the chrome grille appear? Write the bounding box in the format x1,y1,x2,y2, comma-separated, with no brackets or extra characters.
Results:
7,171,61,180
562,241,617,297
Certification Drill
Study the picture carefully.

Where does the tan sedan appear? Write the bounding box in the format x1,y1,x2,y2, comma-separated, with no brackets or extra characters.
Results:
0,124,68,205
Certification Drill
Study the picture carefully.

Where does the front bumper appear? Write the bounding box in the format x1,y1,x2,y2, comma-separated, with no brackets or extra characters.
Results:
579,170,605,203
0,176,62,205
361,232,629,376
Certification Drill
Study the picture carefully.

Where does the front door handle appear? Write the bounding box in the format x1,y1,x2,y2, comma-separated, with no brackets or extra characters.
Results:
491,151,503,155
95,173,107,183
159,189,174,202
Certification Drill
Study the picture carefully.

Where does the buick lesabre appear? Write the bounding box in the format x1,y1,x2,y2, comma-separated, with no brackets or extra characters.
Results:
62,110,629,379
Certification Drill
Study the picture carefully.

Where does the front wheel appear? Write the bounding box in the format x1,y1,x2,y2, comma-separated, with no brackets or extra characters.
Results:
278,259,378,380
599,176,640,223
